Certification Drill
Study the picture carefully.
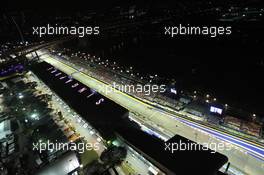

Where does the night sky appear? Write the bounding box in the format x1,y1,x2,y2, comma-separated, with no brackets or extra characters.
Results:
3,0,264,115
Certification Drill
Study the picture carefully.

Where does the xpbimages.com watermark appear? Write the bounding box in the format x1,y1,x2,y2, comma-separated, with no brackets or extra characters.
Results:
97,82,167,96
164,24,232,38
32,140,100,153
165,140,232,154
32,24,100,37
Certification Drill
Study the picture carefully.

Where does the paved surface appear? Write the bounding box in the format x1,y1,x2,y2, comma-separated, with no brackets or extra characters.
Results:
37,51,264,175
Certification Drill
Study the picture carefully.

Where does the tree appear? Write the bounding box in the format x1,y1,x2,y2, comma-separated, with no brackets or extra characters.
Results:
84,160,105,175
84,146,127,175
100,146,127,170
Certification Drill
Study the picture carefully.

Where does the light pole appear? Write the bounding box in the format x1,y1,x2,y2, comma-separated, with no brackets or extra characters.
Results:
10,15,39,64
11,16,25,44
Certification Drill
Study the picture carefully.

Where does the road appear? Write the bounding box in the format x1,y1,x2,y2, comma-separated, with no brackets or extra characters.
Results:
36,51,264,175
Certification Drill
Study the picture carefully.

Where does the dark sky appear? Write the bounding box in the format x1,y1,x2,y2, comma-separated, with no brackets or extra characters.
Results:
3,0,264,115
4,0,264,12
